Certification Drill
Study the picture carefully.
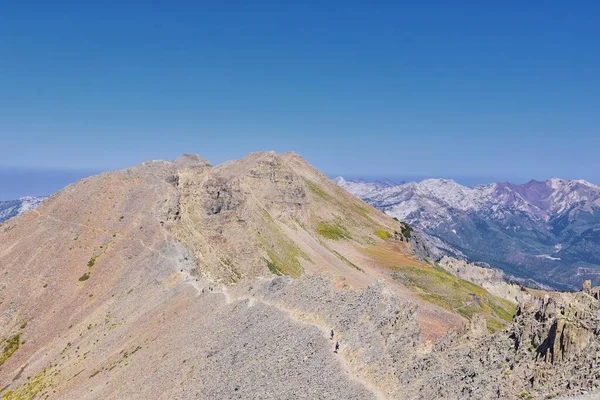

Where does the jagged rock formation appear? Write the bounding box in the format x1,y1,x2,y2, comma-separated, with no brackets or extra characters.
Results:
392,286,600,399
0,152,596,399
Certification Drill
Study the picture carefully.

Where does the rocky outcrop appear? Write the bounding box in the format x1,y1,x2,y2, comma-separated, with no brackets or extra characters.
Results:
437,256,532,303
393,286,600,399
513,292,599,365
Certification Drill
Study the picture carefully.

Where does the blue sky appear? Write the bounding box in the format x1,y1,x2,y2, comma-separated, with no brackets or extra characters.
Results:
1,1,599,197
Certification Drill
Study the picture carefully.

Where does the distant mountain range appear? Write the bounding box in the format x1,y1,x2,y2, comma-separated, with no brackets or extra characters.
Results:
0,196,45,224
336,177,600,290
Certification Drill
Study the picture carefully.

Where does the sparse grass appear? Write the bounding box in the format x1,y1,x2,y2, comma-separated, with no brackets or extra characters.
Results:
291,217,306,231
258,207,308,278
266,259,283,276
332,251,364,272
229,268,242,283
352,202,371,218
305,180,329,200
488,297,516,322
1,367,52,400
487,318,507,332
87,255,97,269
375,230,391,239
220,257,242,283
0,334,21,368
391,264,516,332
306,177,376,229
317,221,351,241
264,246,305,278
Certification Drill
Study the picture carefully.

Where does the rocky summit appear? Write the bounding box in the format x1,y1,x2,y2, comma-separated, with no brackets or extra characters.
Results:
1,152,599,399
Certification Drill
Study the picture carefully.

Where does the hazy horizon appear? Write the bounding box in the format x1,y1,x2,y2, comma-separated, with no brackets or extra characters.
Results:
2,162,597,200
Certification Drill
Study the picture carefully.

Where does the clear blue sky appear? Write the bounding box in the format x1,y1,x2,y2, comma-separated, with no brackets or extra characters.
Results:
1,1,599,198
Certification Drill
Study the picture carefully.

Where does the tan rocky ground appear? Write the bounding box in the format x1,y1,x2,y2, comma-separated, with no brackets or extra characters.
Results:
1,152,598,399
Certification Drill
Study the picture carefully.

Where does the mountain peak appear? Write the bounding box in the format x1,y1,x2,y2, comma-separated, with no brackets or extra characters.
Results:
174,153,211,169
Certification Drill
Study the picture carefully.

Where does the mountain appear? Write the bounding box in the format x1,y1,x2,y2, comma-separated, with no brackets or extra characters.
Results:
0,196,45,224
1,153,599,399
336,177,600,290
332,177,402,198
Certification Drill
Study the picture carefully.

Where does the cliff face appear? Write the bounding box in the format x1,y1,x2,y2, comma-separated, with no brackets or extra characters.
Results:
513,291,599,366
507,290,600,396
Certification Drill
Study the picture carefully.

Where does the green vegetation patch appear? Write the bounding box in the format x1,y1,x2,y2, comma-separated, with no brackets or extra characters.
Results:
78,252,102,282
399,222,413,239
352,202,371,218
391,264,516,332
87,255,98,269
1,367,52,400
317,221,351,241
0,334,21,368
258,207,308,278
305,180,330,200
220,257,242,283
266,259,283,276
264,246,305,278
305,178,381,240
375,230,391,239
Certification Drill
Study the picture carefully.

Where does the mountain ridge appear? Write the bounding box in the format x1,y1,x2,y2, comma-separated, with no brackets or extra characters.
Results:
2,153,600,398
337,176,600,289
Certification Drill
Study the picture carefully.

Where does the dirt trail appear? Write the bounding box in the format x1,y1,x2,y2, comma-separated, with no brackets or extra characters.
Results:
218,284,389,400
32,209,109,234
171,271,388,399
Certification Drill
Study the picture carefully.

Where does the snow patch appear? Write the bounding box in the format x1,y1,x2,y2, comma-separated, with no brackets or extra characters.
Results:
535,255,561,261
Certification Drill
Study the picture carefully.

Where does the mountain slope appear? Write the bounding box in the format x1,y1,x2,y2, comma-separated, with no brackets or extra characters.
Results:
2,153,597,399
0,152,514,399
337,177,600,290
0,196,45,224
